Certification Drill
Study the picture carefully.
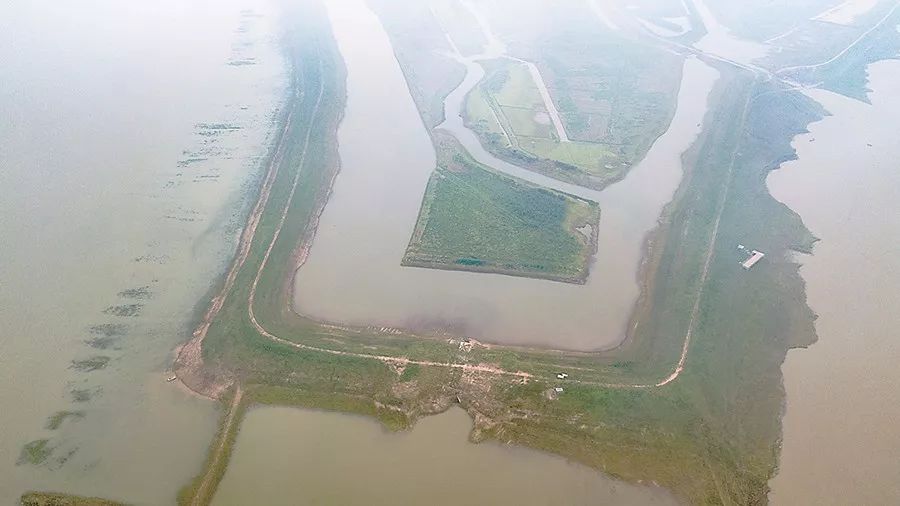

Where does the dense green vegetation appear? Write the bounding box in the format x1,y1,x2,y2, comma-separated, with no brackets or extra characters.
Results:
460,1,682,190
404,134,599,283
20,492,126,506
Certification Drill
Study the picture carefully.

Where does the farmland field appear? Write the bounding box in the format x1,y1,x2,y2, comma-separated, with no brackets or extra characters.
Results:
403,135,599,283
463,28,682,190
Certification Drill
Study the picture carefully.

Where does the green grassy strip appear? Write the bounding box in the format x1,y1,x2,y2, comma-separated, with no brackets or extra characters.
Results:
176,387,246,506
19,492,126,506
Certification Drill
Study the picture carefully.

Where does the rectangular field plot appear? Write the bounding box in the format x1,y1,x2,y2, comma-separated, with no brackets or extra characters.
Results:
403,137,600,283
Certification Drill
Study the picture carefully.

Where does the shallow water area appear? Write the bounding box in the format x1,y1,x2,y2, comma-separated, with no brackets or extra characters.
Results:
212,406,678,506
293,0,719,350
767,60,900,504
0,0,287,502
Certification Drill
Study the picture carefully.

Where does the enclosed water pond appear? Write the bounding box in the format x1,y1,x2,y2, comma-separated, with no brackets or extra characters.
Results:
213,407,678,505
293,0,720,351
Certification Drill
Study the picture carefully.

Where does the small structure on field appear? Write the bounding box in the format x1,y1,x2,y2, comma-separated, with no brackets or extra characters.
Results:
556,372,569,379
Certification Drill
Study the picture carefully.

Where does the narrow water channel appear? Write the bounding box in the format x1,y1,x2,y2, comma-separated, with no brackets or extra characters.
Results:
212,406,679,505
0,0,287,502
293,0,719,351
767,60,900,505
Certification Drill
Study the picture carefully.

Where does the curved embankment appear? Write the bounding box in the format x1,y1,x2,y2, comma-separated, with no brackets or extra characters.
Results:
291,0,719,351
229,5,739,391
172,64,311,399
177,0,737,395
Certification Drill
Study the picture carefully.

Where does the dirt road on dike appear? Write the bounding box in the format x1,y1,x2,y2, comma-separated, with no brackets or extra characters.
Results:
192,385,243,506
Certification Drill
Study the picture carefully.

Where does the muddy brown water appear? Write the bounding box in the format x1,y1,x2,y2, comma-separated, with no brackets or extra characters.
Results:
293,0,719,351
212,406,679,506
0,0,286,502
767,60,900,505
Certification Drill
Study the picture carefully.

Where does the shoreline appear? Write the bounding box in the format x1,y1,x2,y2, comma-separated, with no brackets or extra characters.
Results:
768,60,900,504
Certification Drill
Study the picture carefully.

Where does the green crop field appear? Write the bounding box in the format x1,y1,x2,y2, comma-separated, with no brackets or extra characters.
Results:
464,28,682,191
467,60,618,181
403,134,599,283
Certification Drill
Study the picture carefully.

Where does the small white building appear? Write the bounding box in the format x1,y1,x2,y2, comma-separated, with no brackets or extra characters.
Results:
742,250,765,270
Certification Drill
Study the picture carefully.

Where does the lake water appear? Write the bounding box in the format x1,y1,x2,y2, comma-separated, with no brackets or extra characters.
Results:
293,0,719,351
0,0,286,502
767,60,900,504
213,406,678,506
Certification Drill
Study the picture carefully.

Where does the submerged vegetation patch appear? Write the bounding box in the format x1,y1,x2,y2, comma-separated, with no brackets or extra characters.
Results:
20,491,126,506
88,323,128,338
70,356,111,373
102,304,142,317
18,439,54,466
85,324,127,349
85,336,119,350
403,135,599,283
45,410,85,430
70,388,100,403
116,286,153,300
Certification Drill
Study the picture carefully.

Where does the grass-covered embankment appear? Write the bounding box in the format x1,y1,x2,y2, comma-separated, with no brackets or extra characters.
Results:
403,133,599,284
